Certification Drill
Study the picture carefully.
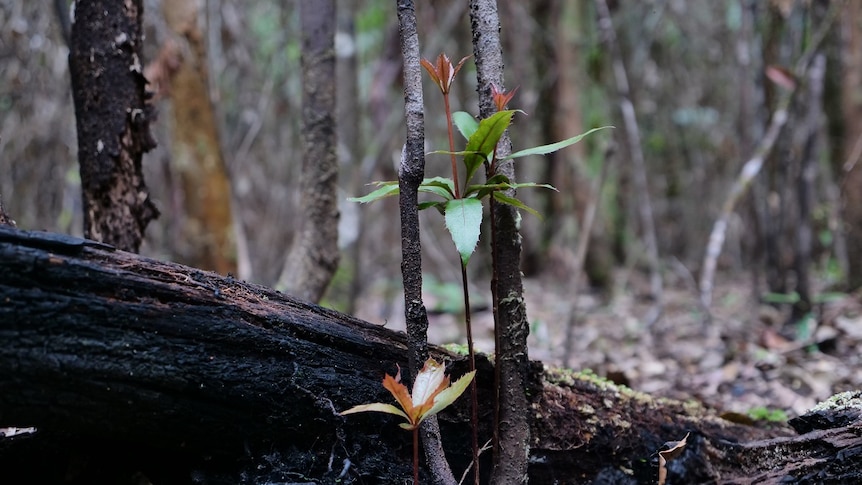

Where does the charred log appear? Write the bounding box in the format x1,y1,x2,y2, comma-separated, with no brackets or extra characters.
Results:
0,226,858,484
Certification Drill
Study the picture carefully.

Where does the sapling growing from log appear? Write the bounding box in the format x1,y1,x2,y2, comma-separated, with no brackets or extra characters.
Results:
351,51,608,483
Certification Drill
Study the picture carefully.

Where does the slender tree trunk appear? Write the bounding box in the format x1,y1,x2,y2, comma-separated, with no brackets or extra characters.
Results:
794,53,826,320
841,0,862,290
162,0,236,275
337,0,365,315
469,1,531,483
278,0,340,303
699,3,840,309
395,2,457,484
69,0,159,252
595,0,663,323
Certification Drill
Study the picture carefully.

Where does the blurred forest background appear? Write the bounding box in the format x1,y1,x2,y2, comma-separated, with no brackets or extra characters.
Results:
3,0,862,415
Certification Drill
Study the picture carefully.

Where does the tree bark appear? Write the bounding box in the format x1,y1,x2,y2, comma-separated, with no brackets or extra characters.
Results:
840,0,862,290
278,0,340,303
69,0,159,252
594,0,663,322
395,2,456,484
1,225,861,484
468,1,531,482
161,0,237,275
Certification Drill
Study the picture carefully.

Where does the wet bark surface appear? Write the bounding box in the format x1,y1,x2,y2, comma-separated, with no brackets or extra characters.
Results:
1,226,859,484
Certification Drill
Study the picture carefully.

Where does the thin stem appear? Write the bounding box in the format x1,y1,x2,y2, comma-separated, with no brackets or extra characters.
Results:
413,427,420,485
488,182,501,464
443,94,461,199
460,263,480,485
486,154,501,464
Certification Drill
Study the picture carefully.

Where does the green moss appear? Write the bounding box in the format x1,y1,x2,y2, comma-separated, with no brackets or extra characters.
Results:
809,390,862,413
543,366,638,397
747,406,789,423
441,342,470,356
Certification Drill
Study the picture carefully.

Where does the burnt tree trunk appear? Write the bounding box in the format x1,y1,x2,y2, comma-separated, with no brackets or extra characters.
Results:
69,0,159,252
1,225,861,484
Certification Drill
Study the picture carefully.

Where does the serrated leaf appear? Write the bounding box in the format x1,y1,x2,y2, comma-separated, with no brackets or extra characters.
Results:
452,111,479,140
464,110,518,185
348,183,400,204
501,126,613,161
444,198,483,266
493,191,542,219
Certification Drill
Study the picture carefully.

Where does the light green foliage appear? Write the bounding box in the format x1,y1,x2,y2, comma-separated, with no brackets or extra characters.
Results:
746,406,789,423
452,111,479,140
445,198,483,266
501,126,612,161
424,274,465,313
461,110,517,183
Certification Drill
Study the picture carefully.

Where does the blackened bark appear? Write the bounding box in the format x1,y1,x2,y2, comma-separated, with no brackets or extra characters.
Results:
0,193,14,227
468,1,531,482
395,2,457,484
69,0,158,252
0,226,859,484
279,0,340,303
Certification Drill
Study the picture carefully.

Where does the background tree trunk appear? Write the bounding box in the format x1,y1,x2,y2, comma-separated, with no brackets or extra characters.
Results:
69,0,159,252
2,225,860,485
840,0,862,290
277,0,340,303
162,0,237,275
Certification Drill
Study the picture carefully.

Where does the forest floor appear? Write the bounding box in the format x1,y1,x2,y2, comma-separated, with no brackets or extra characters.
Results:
355,269,862,421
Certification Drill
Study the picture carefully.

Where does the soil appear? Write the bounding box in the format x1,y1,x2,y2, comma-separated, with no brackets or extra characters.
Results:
354,270,862,420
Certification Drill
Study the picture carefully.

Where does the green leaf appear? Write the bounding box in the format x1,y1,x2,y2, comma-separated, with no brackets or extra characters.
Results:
493,191,542,219
418,201,446,214
340,402,410,422
452,111,479,140
463,110,519,185
464,181,556,199
444,198,483,266
465,182,511,199
418,176,456,200
427,149,482,158
511,182,558,192
501,126,613,161
423,370,476,422
466,173,512,197
348,182,399,204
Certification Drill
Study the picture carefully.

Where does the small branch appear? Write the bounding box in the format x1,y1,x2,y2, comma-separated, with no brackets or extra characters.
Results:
698,2,841,310
594,0,663,324
563,145,612,366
